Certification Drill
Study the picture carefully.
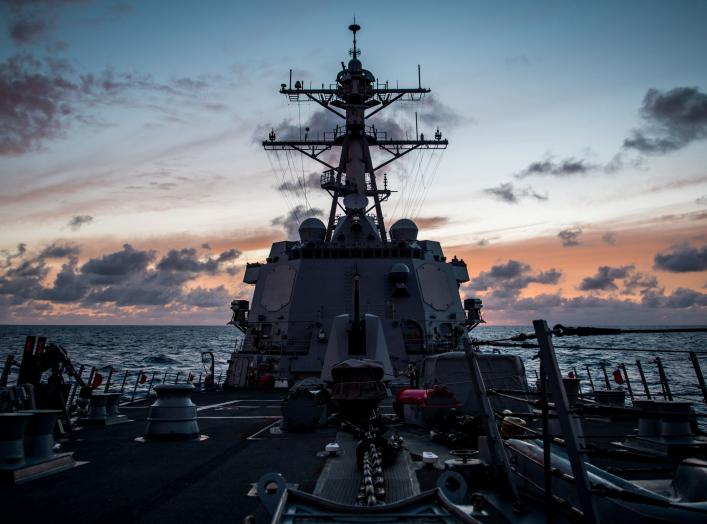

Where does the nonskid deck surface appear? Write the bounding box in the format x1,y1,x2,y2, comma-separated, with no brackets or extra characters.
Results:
2,389,335,523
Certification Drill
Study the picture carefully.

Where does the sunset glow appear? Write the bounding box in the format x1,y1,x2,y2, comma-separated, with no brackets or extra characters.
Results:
1,1,706,325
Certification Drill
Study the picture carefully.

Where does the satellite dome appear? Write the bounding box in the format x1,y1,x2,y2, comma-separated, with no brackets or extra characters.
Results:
389,263,410,283
389,219,418,242
299,217,326,243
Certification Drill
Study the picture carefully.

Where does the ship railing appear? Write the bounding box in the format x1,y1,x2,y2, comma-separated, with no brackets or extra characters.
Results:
473,338,707,407
1,361,230,409
471,321,707,523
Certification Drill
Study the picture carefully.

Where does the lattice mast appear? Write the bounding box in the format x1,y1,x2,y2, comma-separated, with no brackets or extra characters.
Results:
263,23,448,242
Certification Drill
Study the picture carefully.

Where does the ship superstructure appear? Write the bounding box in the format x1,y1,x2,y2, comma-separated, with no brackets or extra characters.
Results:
227,24,481,386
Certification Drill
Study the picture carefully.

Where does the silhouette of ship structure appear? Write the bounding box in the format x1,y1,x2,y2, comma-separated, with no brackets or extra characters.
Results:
2,23,707,524
225,21,478,390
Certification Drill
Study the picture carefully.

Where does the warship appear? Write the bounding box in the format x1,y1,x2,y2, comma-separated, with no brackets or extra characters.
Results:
225,21,476,389
2,23,707,524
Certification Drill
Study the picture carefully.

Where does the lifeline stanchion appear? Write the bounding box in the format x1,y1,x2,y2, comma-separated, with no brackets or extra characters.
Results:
620,363,634,400
67,364,85,410
131,369,143,403
119,370,129,393
539,357,552,521
654,357,673,401
689,352,707,405
585,365,595,392
534,319,599,524
600,364,611,390
636,360,651,399
103,367,114,393
146,371,157,398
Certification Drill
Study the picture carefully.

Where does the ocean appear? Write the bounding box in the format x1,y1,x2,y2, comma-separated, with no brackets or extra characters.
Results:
1,324,706,409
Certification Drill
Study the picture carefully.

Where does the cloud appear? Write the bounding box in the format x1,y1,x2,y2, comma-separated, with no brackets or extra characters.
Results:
483,182,547,204
697,195,707,207
39,243,80,258
504,54,530,67
182,285,230,308
471,286,707,325
638,175,707,196
67,215,93,229
156,247,241,274
1,243,27,268
558,228,582,247
413,216,449,229
9,15,50,44
601,232,617,245
417,94,466,130
623,87,707,154
276,172,321,193
272,205,324,238
258,108,344,143
2,1,87,46
653,243,707,272
467,260,562,300
39,256,87,302
259,93,462,147
0,240,246,319
514,156,599,178
0,54,76,155
0,259,48,301
641,287,707,309
0,52,230,155
622,271,658,295
81,243,155,284
579,264,634,291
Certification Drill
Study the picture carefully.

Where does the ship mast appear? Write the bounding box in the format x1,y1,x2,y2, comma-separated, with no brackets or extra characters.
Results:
263,23,448,242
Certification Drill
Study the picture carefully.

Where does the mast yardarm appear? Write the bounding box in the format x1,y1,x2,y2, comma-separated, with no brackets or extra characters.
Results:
263,23,448,243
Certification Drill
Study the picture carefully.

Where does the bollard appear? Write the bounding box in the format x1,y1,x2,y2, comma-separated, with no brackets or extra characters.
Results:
0,413,33,466
143,384,200,441
18,410,60,461
85,392,109,422
105,393,122,417
655,400,693,437
633,399,659,437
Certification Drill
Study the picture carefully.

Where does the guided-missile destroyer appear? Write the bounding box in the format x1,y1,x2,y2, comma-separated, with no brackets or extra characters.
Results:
226,23,482,387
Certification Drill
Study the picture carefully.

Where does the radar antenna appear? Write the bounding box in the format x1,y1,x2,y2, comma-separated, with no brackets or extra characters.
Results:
263,23,448,242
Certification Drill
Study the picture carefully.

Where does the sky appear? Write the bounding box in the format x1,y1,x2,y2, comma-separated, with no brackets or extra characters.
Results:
1,0,706,325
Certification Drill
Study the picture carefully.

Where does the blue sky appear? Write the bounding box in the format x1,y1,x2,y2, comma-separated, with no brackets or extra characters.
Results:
1,0,706,324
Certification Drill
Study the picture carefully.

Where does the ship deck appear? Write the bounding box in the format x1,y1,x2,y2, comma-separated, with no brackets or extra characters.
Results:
3,389,336,523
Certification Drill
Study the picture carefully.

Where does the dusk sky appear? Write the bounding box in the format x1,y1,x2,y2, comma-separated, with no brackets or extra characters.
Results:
1,0,706,325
